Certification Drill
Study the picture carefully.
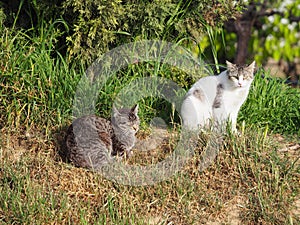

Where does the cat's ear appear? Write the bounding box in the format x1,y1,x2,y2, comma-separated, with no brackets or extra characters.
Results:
246,61,256,74
112,105,121,117
248,61,255,70
131,104,139,115
226,60,236,71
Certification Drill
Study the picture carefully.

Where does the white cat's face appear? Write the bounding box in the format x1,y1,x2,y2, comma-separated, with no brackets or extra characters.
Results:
226,61,255,88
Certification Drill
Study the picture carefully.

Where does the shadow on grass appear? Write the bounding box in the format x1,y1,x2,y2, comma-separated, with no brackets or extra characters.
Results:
52,124,70,163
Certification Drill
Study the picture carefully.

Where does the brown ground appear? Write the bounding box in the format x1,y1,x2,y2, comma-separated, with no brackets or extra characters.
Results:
1,126,299,224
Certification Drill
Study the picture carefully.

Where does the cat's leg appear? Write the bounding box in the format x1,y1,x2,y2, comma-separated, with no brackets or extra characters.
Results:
229,111,238,132
212,111,223,129
125,146,133,158
213,108,240,133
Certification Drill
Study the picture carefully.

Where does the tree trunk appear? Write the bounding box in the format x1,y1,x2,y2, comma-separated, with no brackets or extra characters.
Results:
224,2,257,65
234,19,253,65
283,61,299,87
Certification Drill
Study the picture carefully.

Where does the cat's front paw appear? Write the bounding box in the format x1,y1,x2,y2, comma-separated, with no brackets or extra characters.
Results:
231,127,242,136
125,149,133,158
235,130,242,137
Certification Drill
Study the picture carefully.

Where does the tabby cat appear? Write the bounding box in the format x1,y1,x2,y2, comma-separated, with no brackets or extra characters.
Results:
65,105,139,170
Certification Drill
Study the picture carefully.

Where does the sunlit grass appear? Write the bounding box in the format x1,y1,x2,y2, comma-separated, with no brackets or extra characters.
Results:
240,69,300,136
0,126,299,224
0,19,299,225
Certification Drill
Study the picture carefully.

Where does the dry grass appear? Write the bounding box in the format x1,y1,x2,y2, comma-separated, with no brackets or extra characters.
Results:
0,126,299,224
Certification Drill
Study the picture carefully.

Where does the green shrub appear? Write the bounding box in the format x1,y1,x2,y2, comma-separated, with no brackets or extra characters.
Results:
1,0,244,64
62,0,243,63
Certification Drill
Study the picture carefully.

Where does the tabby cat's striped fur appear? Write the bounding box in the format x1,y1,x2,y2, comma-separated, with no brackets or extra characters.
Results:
65,105,139,170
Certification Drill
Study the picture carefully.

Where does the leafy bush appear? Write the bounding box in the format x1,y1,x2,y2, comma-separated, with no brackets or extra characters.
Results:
62,0,243,63
0,0,244,64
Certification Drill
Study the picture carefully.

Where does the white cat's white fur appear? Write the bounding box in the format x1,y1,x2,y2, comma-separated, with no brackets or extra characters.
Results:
181,61,255,131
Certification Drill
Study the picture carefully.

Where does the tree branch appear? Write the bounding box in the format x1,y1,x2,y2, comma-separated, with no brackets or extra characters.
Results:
257,9,284,17
290,16,300,22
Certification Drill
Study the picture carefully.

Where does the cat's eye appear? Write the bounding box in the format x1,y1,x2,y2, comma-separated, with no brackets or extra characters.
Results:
230,76,239,80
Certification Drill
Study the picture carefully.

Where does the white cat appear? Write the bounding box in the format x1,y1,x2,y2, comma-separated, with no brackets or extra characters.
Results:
181,61,255,131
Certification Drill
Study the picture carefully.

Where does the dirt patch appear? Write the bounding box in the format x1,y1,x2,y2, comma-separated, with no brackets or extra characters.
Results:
292,199,300,220
1,131,27,163
206,195,246,225
272,134,300,164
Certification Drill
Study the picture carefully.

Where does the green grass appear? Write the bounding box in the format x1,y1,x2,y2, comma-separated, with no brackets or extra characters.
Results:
1,19,299,136
240,69,300,136
0,19,299,225
0,22,81,133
